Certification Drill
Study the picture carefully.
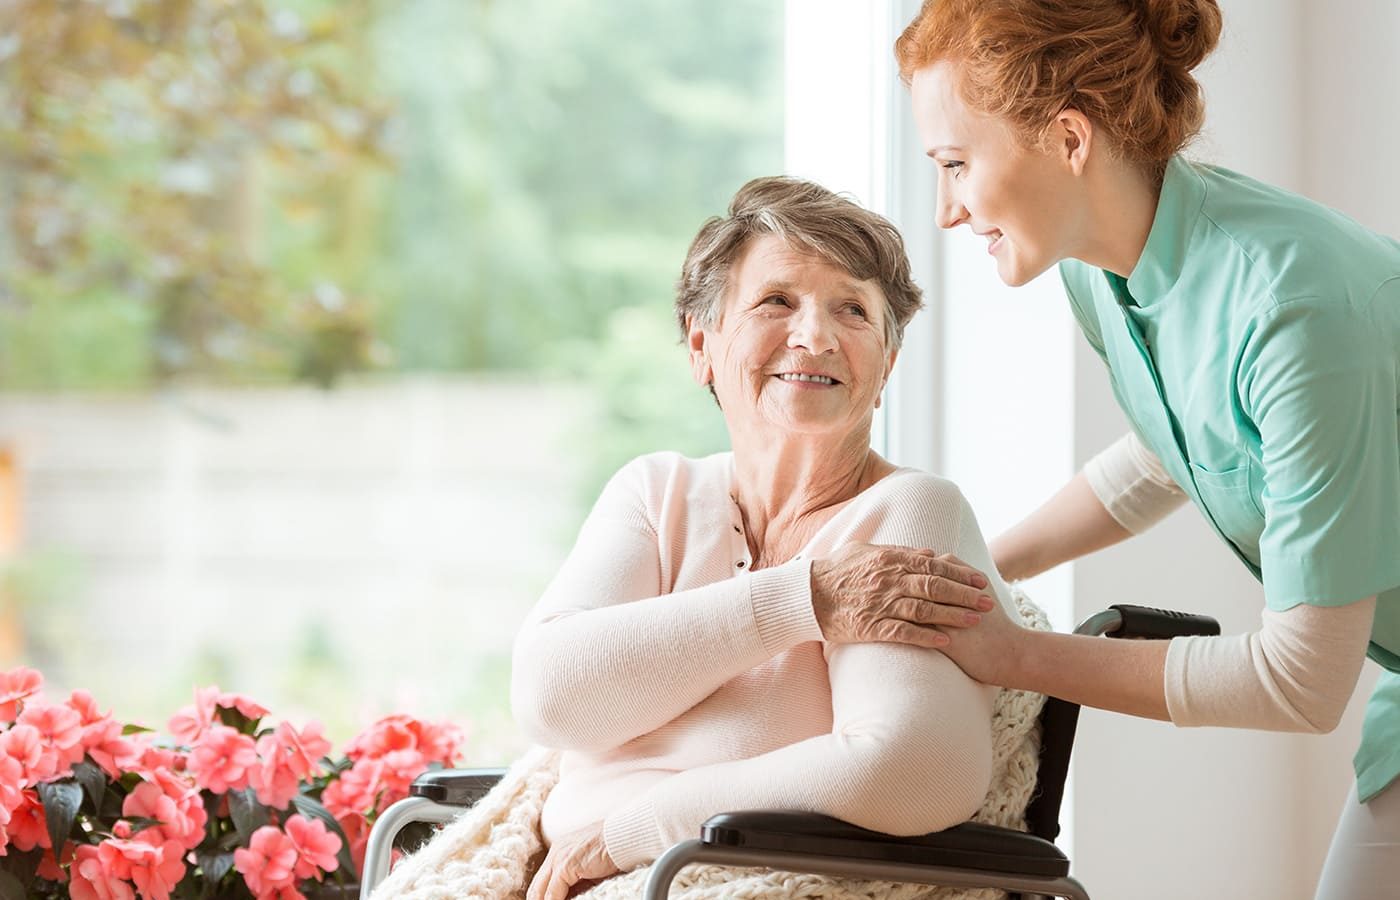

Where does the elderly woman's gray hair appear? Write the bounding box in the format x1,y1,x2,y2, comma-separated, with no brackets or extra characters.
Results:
676,176,924,349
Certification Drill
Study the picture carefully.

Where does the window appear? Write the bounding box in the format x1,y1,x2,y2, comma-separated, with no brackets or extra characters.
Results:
0,0,785,758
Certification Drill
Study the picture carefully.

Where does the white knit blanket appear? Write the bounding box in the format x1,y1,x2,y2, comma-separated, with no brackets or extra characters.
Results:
372,590,1051,900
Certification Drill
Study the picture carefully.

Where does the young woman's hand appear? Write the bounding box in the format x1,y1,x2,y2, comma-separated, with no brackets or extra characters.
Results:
935,590,1027,686
810,543,996,650
526,820,620,900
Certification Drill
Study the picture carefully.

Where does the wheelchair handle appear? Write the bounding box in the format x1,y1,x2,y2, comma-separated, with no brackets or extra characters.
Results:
1076,604,1221,640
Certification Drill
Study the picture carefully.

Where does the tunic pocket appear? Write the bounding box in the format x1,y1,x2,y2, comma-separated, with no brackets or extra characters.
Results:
1188,461,1264,563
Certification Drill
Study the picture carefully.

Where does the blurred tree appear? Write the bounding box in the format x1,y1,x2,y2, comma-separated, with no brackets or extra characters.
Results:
368,0,783,371
0,0,391,388
0,0,783,390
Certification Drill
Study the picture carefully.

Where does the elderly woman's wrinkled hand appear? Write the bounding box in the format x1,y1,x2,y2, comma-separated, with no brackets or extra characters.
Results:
527,820,620,900
810,543,995,648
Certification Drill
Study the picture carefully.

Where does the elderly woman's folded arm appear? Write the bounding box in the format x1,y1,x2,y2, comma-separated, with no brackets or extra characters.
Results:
510,460,826,753
595,480,1002,870
598,641,995,870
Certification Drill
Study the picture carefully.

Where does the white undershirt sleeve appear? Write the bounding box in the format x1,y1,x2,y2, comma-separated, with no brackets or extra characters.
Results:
1164,597,1375,734
1083,431,1188,533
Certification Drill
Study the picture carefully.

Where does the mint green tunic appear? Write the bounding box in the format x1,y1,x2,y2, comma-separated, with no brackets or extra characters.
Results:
1060,156,1400,802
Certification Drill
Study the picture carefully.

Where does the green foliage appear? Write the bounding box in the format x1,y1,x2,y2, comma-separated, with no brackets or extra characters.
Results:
0,0,391,388
555,303,731,510
0,0,782,388
368,0,783,372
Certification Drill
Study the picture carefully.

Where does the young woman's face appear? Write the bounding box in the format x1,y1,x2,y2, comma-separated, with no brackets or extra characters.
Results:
910,62,1080,287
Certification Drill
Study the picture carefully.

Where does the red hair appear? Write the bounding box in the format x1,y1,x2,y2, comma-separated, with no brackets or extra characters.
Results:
896,0,1222,169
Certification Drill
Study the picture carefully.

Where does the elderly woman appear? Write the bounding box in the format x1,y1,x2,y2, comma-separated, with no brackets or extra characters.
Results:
512,176,1012,900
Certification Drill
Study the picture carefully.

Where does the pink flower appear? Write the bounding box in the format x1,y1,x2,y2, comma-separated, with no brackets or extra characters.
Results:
249,722,330,809
320,757,386,818
335,811,370,878
66,690,104,726
84,720,141,780
98,826,186,900
123,770,208,851
7,790,49,852
169,687,270,746
0,668,42,723
234,825,299,896
0,723,43,779
167,687,220,745
130,739,185,779
0,749,25,820
187,724,257,794
69,843,135,900
68,691,141,778
277,721,330,780
37,840,74,881
17,702,85,779
285,814,341,880
217,690,270,722
248,736,300,810
346,715,462,767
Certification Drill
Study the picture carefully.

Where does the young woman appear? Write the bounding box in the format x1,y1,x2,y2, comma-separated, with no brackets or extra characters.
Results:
886,1,1400,896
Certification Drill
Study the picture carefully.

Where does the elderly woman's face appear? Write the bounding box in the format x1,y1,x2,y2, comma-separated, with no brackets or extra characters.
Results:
689,234,896,438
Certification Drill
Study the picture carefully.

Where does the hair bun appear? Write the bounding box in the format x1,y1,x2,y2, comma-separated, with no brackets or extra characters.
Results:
1140,0,1222,71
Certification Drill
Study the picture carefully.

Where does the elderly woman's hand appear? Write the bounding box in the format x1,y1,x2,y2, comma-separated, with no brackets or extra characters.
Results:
810,543,996,649
526,821,620,900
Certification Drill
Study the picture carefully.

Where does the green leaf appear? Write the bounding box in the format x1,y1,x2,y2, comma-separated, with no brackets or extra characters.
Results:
215,707,258,735
195,850,235,885
0,848,40,888
36,781,82,867
72,760,108,812
227,788,270,843
120,724,154,736
291,794,355,875
0,870,25,900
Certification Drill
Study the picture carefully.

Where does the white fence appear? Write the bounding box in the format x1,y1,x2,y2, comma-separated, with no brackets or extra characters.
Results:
0,377,592,758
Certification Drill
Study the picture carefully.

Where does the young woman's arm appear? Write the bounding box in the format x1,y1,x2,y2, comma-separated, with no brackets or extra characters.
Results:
990,431,1186,580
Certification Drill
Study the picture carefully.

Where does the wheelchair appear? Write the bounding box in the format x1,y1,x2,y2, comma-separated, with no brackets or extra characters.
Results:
361,604,1219,900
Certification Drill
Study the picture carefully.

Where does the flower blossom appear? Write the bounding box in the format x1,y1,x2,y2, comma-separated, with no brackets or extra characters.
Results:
234,825,299,896
0,747,26,825
95,823,187,900
0,668,42,722
249,721,331,809
320,756,387,818
69,843,135,900
169,687,269,745
7,789,50,852
129,739,185,779
67,691,141,778
16,702,85,779
187,724,257,794
0,723,44,781
335,811,370,876
284,814,341,880
334,715,462,814
345,715,462,767
37,840,74,882
123,769,208,851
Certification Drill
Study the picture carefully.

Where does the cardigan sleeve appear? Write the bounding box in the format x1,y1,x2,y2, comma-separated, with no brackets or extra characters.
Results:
1164,597,1374,734
601,477,999,869
510,457,823,755
1083,430,1188,533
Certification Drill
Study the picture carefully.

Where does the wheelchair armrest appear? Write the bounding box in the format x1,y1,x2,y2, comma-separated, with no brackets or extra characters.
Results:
1105,604,1221,640
698,810,1069,878
409,767,508,807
